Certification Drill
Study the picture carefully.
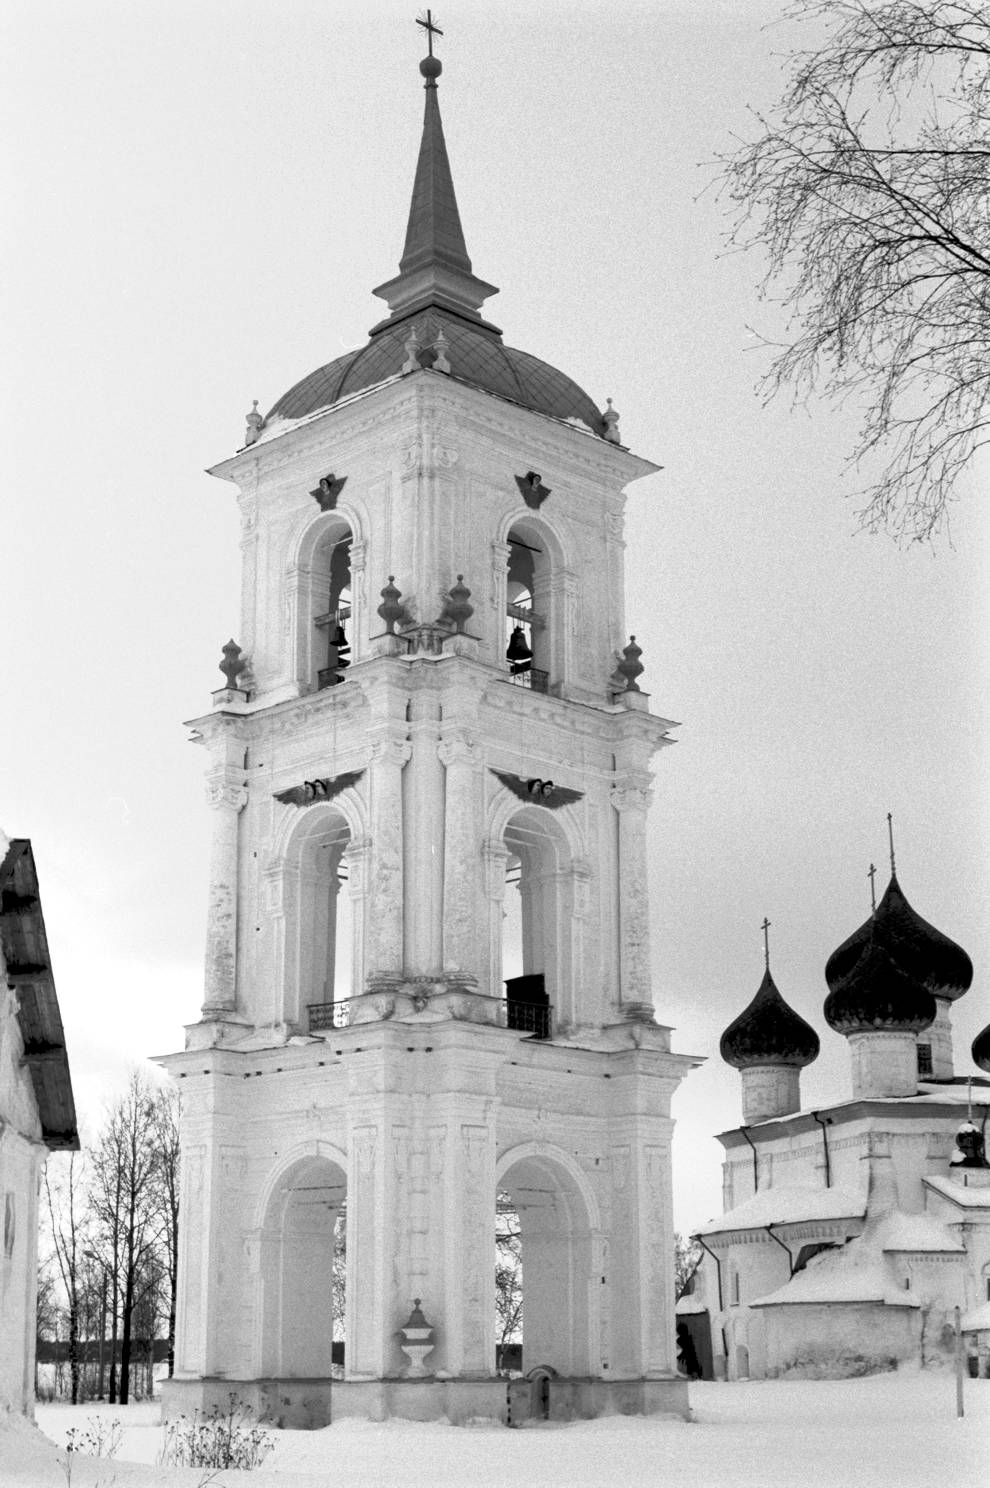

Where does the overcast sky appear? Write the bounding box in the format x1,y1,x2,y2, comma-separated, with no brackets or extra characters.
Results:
3,0,988,1230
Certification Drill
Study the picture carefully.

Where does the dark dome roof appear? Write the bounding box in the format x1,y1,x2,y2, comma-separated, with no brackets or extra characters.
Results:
973,1023,990,1074
824,933,936,1036
720,968,821,1070
266,310,605,434
825,874,972,1003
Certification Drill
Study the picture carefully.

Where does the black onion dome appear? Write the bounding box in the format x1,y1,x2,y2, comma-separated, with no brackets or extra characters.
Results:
825,874,972,1003
266,310,606,435
720,968,821,1070
824,932,936,1036
972,1022,990,1073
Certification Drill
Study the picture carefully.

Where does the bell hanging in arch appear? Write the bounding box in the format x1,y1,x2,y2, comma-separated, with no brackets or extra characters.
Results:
332,621,350,663
506,626,532,674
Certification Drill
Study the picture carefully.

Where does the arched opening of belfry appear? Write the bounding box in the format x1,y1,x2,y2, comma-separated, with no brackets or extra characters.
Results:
501,808,572,1039
496,1152,597,1379
285,806,354,1031
259,1154,347,1379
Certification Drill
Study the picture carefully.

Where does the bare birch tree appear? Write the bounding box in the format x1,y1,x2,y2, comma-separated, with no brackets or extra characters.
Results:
150,1083,181,1378
43,1152,89,1404
722,1,990,540
89,1072,160,1403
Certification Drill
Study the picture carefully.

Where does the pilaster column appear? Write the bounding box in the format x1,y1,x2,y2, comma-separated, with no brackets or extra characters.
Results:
346,838,371,999
610,784,655,1016
484,842,509,1000
490,540,511,669
201,761,248,1015
403,688,444,975
366,734,410,985
349,539,367,660
438,733,483,982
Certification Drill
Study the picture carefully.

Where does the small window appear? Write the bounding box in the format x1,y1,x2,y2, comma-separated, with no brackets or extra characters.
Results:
917,1042,933,1078
731,1268,740,1306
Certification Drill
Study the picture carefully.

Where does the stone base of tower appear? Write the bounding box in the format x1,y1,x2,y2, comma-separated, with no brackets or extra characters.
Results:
162,1373,690,1429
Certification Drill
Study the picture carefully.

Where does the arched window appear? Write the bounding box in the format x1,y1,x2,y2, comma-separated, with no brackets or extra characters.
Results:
291,514,356,693
312,525,352,690
281,807,355,1031
500,807,576,1038
503,521,564,694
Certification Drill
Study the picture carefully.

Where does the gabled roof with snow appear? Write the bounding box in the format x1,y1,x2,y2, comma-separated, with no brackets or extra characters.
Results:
923,1174,990,1211
695,1184,864,1239
751,1254,920,1309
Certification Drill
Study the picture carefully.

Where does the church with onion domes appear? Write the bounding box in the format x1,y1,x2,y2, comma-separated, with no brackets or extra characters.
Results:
680,830,990,1382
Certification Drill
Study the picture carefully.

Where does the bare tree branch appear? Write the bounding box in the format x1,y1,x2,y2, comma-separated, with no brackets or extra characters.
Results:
720,1,990,540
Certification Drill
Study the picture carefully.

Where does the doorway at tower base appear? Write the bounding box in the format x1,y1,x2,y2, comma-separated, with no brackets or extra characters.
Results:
162,1374,690,1429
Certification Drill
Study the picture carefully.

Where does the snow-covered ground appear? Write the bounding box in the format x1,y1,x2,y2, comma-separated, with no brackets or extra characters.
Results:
0,1373,982,1487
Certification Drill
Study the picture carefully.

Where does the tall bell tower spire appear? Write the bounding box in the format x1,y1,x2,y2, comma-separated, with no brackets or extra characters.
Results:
372,21,499,328
160,22,698,1430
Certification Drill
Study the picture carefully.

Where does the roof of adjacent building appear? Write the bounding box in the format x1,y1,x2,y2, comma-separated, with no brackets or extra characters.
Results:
263,50,607,440
923,1174,990,1210
695,1184,865,1238
0,838,78,1151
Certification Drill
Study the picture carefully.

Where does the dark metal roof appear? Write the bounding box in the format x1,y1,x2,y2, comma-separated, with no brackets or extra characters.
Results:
0,839,79,1151
266,308,606,434
824,931,936,1036
825,873,973,1004
720,967,820,1070
973,1021,990,1073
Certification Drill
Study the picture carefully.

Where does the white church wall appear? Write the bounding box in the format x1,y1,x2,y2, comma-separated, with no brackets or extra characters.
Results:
0,970,45,1417
761,1301,920,1378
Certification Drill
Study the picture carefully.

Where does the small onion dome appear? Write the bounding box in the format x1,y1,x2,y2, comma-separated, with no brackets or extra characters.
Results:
824,933,936,1036
972,1022,990,1073
825,874,972,1003
720,969,820,1070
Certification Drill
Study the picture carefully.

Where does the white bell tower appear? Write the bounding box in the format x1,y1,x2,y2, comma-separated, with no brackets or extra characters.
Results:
159,34,698,1427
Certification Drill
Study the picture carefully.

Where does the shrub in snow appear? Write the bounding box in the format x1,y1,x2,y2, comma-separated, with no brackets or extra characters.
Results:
63,1418,121,1486
158,1396,274,1471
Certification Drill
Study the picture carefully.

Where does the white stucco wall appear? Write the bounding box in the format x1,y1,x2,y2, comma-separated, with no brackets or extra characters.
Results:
0,972,46,1417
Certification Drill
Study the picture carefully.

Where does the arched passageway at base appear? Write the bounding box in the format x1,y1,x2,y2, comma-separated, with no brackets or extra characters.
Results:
258,1154,346,1379
495,1149,599,1378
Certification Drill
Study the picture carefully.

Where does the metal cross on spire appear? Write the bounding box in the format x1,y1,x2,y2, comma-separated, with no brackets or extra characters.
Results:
416,9,443,56
887,812,897,875
761,917,771,971
868,862,877,913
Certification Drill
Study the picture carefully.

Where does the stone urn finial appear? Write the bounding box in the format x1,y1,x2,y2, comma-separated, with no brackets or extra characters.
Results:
398,1298,436,1378
245,400,264,446
433,327,451,374
616,635,644,692
402,325,422,374
602,397,621,444
378,576,405,634
440,575,473,632
218,639,244,689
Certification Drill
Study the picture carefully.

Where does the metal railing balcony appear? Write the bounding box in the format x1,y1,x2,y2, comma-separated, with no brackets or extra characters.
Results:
502,1000,552,1040
508,667,549,694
